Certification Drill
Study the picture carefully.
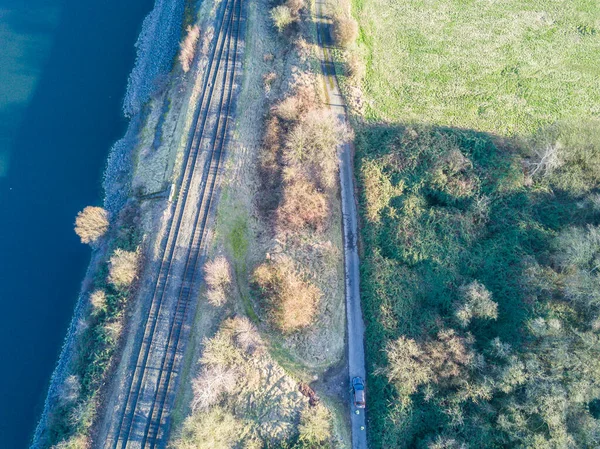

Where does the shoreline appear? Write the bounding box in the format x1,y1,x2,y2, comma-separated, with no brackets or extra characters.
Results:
30,0,186,446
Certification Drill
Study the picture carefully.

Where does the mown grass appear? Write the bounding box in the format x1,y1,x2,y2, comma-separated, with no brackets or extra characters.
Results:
353,0,600,136
347,0,600,447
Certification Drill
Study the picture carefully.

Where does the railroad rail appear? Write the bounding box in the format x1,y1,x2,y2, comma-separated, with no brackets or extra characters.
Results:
108,0,245,446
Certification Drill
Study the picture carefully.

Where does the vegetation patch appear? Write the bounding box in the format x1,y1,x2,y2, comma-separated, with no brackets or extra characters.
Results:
170,317,335,449
48,202,142,448
356,122,600,447
338,0,600,446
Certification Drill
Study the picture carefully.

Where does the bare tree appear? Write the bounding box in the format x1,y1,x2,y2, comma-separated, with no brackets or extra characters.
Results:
74,206,109,245
203,256,232,306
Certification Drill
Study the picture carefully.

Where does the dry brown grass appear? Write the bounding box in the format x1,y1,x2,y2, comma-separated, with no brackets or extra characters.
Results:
277,172,329,233
253,256,321,333
179,25,200,73
346,51,365,81
203,256,232,306
332,14,358,48
108,248,139,289
74,206,109,245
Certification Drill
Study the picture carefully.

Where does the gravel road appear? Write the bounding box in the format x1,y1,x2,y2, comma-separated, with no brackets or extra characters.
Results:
315,2,368,448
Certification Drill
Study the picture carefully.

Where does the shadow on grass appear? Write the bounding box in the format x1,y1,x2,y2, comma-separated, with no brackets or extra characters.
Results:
354,121,600,448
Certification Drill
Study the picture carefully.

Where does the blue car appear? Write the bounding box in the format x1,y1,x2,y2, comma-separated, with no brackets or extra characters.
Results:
352,376,366,408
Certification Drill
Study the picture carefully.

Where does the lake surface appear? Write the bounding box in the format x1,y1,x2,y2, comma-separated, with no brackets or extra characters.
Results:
0,0,153,446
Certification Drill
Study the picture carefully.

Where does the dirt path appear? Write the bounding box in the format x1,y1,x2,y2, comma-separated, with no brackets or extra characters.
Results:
315,2,368,448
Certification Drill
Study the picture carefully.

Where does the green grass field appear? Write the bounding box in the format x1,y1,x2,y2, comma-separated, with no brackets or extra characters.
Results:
354,0,600,135
349,1,600,447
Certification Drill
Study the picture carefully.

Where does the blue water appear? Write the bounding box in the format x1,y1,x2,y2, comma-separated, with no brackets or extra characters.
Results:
0,0,153,447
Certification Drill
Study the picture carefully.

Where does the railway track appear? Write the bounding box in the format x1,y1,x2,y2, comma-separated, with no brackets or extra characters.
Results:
108,0,245,446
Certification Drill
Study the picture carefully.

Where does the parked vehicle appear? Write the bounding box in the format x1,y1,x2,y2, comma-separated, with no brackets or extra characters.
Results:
352,376,366,408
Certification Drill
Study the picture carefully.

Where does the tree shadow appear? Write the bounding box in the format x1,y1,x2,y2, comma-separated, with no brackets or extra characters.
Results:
355,121,600,445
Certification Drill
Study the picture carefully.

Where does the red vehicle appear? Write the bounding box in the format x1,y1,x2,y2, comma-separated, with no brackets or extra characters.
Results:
352,376,366,408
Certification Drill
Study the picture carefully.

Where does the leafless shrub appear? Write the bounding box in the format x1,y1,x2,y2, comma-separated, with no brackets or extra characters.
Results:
271,5,293,33
383,329,474,396
456,281,498,327
108,248,139,288
285,108,345,188
231,316,262,353
74,206,109,245
277,172,329,233
203,256,232,307
89,290,107,314
263,71,277,93
192,365,239,411
263,52,274,62
103,320,123,344
179,25,200,73
273,95,302,122
253,256,321,333
527,142,563,177
58,375,81,405
332,14,358,47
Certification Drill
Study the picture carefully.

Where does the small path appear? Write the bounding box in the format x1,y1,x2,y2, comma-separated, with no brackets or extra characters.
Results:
315,3,368,448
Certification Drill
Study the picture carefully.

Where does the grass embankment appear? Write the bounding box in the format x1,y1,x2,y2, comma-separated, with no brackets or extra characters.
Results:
338,0,600,447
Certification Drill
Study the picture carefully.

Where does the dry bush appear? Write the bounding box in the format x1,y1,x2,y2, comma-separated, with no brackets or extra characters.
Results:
253,256,321,333
58,375,81,405
277,172,329,233
383,329,474,396
285,0,305,16
298,404,332,445
273,95,302,122
179,25,200,73
51,435,90,449
108,248,139,288
263,71,277,93
103,320,123,344
332,14,359,48
271,5,293,33
285,108,344,188
346,51,365,81
74,206,109,245
203,256,232,307
230,316,262,353
192,365,239,411
456,281,498,327
89,290,107,314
